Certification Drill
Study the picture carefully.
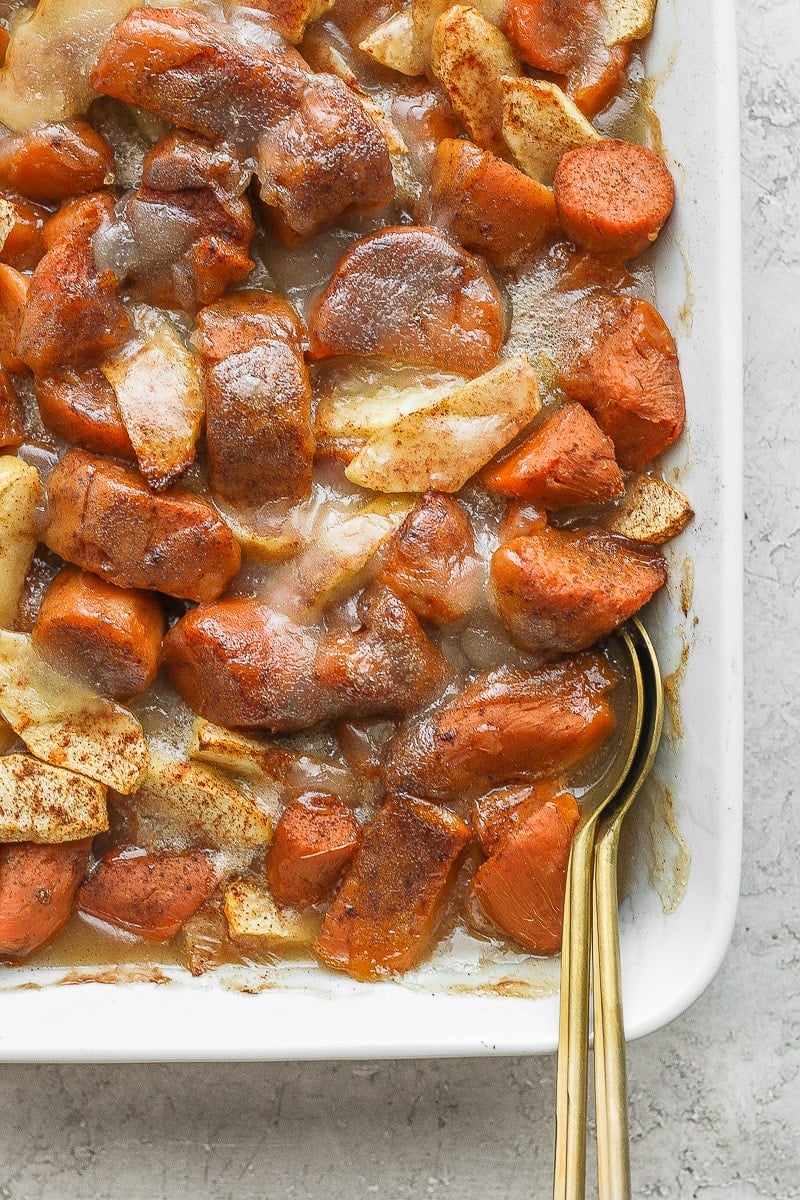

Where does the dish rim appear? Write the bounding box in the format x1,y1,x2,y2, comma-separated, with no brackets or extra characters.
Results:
0,0,743,1061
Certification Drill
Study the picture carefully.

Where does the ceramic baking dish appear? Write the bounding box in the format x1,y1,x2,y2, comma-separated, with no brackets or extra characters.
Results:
0,0,742,1060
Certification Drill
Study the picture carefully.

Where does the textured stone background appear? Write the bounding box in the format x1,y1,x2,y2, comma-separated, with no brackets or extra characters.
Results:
0,2,796,1196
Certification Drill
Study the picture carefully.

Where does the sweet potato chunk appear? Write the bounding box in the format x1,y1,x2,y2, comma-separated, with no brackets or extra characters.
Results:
124,131,254,311
554,139,675,261
16,192,129,375
164,587,448,731
490,527,666,654
266,791,361,908
0,839,91,960
376,492,479,623
0,193,48,270
0,121,115,202
43,449,241,603
0,263,28,372
36,368,134,458
0,369,23,447
91,7,393,239
165,600,322,731
427,138,558,268
32,566,164,700
483,402,624,507
315,586,450,715
314,795,471,979
192,292,314,506
560,293,686,469
471,778,564,854
507,0,629,118
308,226,504,376
77,848,218,942
470,791,579,953
383,652,615,802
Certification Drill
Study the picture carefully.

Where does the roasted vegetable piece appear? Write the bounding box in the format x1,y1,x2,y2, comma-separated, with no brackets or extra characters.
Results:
0,839,91,960
0,193,48,269
0,456,42,629
32,566,164,700
507,0,630,118
376,492,479,623
77,848,218,941
16,192,129,374
266,791,361,908
35,368,134,458
165,601,324,731
554,139,675,261
560,293,685,469
315,586,450,716
124,130,254,311
470,791,579,952
193,292,314,506
427,138,558,269
43,449,242,603
0,121,115,202
0,370,23,447
314,795,471,979
490,527,666,654
0,263,28,371
430,4,520,157
383,652,615,802
90,7,394,239
0,755,108,842
164,587,448,731
471,778,566,854
483,402,624,507
308,226,505,376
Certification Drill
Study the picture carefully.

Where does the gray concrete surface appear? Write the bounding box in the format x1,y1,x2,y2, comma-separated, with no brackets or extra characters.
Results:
0,1,796,1196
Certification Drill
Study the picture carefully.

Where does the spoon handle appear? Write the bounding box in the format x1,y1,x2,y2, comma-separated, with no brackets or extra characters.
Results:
553,822,597,1200
592,823,632,1200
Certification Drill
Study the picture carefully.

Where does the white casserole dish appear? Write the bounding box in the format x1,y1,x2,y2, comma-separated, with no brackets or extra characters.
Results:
0,0,742,1060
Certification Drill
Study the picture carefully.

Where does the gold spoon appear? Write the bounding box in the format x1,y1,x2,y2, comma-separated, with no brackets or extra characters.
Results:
592,618,664,1200
553,625,645,1200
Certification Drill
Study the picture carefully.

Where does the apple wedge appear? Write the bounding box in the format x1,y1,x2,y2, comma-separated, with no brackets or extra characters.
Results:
601,474,693,544
501,77,601,184
345,355,540,493
134,752,275,848
431,5,520,156
0,631,148,794
101,308,204,490
0,754,107,842
224,879,321,949
0,456,42,629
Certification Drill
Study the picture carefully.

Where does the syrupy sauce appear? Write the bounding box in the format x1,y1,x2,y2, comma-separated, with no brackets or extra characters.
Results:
0,17,675,990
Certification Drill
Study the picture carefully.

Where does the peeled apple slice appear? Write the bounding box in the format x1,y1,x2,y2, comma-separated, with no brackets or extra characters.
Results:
101,308,204,490
501,77,601,184
345,355,541,493
0,753,108,842
0,456,41,629
0,631,149,794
